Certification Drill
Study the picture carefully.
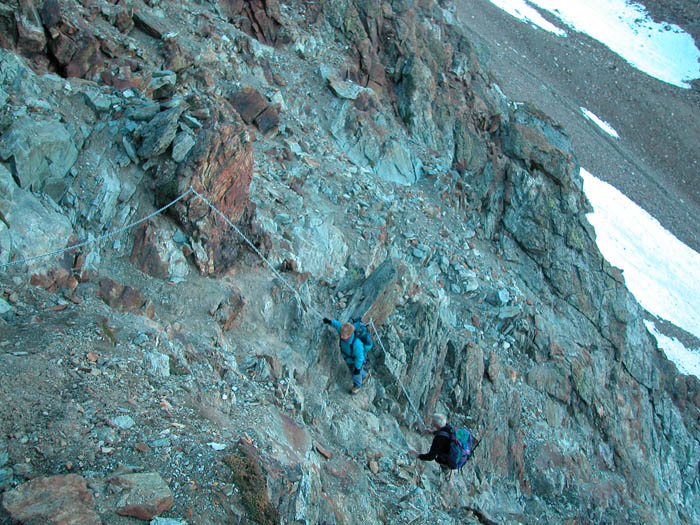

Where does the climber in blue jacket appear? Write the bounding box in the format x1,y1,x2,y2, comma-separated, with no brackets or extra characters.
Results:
323,317,372,394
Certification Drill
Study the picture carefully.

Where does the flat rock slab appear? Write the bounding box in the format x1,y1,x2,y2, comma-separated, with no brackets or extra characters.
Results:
133,9,169,39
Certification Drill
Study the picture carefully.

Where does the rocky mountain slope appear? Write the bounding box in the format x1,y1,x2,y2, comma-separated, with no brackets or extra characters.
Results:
0,0,698,523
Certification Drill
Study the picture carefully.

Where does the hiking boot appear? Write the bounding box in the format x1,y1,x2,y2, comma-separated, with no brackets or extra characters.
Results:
350,386,361,395
439,465,453,482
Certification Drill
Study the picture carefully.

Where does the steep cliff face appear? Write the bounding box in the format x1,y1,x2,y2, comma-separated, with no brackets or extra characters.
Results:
0,1,698,524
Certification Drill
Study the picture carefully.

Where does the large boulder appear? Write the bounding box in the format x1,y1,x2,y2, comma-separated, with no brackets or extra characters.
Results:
0,174,73,272
0,117,78,195
157,95,270,276
2,474,100,525
287,219,349,279
111,472,173,520
228,87,280,135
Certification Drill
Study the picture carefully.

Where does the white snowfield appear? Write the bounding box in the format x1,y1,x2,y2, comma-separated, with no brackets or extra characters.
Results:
486,0,700,89
581,170,700,379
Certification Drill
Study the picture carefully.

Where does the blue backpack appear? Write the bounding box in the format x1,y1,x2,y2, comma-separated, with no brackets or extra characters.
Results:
437,426,474,470
351,317,373,350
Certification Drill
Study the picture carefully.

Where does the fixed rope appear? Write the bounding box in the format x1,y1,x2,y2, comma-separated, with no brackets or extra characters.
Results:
1,185,324,319
0,188,193,269
188,186,324,319
2,184,424,428
369,318,426,431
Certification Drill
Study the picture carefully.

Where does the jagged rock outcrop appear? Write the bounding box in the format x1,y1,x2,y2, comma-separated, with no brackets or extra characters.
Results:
161,94,270,276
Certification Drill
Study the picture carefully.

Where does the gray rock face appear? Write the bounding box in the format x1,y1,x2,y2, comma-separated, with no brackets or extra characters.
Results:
0,50,40,96
0,164,13,264
395,56,444,154
324,92,422,185
503,104,578,187
0,163,15,208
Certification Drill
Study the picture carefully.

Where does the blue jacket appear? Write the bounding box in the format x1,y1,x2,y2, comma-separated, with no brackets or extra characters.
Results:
330,320,367,370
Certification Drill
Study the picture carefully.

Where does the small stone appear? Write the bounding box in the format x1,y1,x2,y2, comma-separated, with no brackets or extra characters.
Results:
13,463,32,479
84,91,112,112
150,517,188,525
498,306,520,319
274,213,292,225
113,415,136,430
123,136,139,164
145,352,170,377
182,114,204,128
0,298,12,314
326,74,367,100
368,460,379,474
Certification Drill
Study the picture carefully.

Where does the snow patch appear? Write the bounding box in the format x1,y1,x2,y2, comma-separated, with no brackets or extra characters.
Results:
644,320,700,379
581,168,700,344
580,107,619,138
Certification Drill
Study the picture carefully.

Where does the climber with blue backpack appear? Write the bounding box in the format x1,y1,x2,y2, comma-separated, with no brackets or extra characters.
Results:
323,316,373,394
409,413,477,479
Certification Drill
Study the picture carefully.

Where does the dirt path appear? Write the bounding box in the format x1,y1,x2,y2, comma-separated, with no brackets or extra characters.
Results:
455,0,700,254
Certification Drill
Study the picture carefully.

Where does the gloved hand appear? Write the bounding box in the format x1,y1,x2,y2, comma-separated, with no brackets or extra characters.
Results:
323,317,331,325
353,368,361,376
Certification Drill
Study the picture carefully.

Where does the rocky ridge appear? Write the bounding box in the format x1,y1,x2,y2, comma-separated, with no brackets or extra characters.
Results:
0,0,698,524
